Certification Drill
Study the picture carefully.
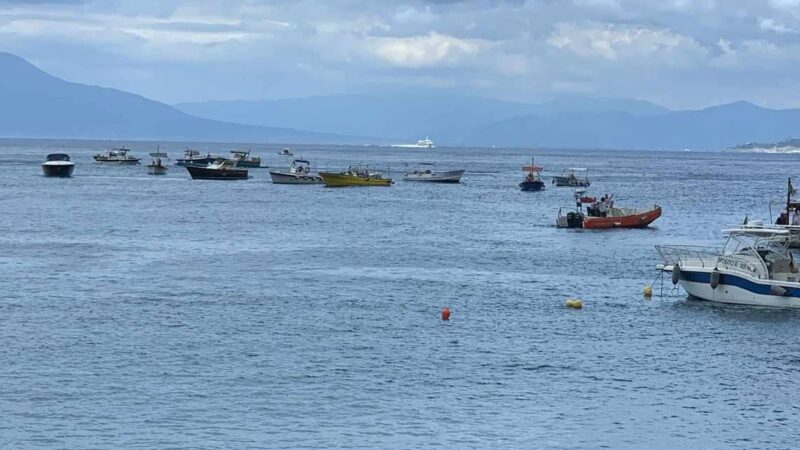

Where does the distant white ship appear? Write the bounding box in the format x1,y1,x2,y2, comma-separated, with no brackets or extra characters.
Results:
416,137,435,148
391,137,436,149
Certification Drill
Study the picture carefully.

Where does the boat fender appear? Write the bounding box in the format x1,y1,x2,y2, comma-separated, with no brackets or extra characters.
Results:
710,270,720,289
770,285,788,297
671,265,681,285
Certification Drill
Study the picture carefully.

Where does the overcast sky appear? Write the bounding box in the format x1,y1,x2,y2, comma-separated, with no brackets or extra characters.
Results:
3,0,800,108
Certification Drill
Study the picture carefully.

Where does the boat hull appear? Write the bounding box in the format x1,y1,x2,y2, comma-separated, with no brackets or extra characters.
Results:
583,207,661,229
676,267,800,308
553,176,590,187
186,166,248,180
519,180,545,191
269,171,324,184
94,158,140,165
176,157,216,167
234,161,261,168
319,172,392,187
403,170,464,183
147,165,168,175
42,162,74,177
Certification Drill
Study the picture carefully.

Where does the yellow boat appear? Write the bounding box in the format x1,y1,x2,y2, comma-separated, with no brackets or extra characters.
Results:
319,167,393,187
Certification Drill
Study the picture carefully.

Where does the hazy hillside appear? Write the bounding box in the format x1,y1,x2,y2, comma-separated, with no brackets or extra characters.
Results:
472,101,800,150
0,52,360,144
176,94,668,145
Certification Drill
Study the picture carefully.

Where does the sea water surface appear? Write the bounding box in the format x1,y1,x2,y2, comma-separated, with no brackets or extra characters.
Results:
1,139,799,449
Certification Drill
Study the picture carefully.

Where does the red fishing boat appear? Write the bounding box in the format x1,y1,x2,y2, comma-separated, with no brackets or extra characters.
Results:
582,206,662,229
557,192,662,229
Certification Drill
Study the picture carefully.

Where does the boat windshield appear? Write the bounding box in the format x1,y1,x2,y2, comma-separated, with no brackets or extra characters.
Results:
724,233,791,261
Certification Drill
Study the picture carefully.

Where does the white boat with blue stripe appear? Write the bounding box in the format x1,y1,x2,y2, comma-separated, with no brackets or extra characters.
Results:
657,228,800,308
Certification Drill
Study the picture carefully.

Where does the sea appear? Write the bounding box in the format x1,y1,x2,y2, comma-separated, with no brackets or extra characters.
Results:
1,139,799,449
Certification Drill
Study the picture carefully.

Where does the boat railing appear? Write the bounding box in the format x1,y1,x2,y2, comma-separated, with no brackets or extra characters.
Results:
656,245,722,268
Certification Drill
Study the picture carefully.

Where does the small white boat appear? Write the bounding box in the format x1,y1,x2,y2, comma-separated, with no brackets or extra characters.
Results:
146,151,169,175
42,153,75,177
278,148,293,156
403,163,464,183
269,158,323,184
657,228,800,308
94,147,140,165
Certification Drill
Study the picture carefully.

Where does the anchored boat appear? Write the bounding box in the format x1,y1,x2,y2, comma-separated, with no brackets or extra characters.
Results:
185,159,248,180
658,228,800,308
230,150,261,168
553,168,590,187
519,159,545,191
93,147,140,165
319,166,393,187
403,163,464,183
269,159,323,184
557,192,661,229
175,149,216,167
146,151,169,175
42,153,75,177
278,148,293,156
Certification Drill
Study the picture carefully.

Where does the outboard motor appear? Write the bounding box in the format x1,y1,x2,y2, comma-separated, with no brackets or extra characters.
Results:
566,212,584,228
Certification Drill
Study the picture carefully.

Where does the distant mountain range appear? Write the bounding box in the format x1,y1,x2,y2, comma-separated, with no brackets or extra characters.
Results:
0,52,360,144
5,51,800,150
176,95,670,146
178,94,800,150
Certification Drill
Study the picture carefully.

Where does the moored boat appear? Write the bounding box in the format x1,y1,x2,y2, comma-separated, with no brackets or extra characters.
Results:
657,228,800,308
146,151,169,175
557,192,661,229
319,166,393,187
42,153,75,177
403,163,464,183
269,158,323,184
230,150,261,168
553,168,590,187
186,159,248,180
519,158,545,191
93,147,140,165
175,148,216,167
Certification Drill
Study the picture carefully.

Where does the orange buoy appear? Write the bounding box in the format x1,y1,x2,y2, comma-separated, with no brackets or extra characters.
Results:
441,307,451,321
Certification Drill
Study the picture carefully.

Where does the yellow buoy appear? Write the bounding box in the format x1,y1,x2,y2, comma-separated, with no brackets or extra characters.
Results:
566,298,583,309
643,285,653,298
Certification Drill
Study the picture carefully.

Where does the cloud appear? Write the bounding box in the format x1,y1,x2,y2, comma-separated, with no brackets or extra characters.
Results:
367,32,486,67
547,22,707,66
2,0,800,108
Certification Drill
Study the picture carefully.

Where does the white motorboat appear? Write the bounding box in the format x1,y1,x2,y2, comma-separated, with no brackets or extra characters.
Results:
657,228,800,308
269,158,323,184
42,153,75,177
278,148,293,156
146,151,169,175
93,147,140,164
403,163,464,183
